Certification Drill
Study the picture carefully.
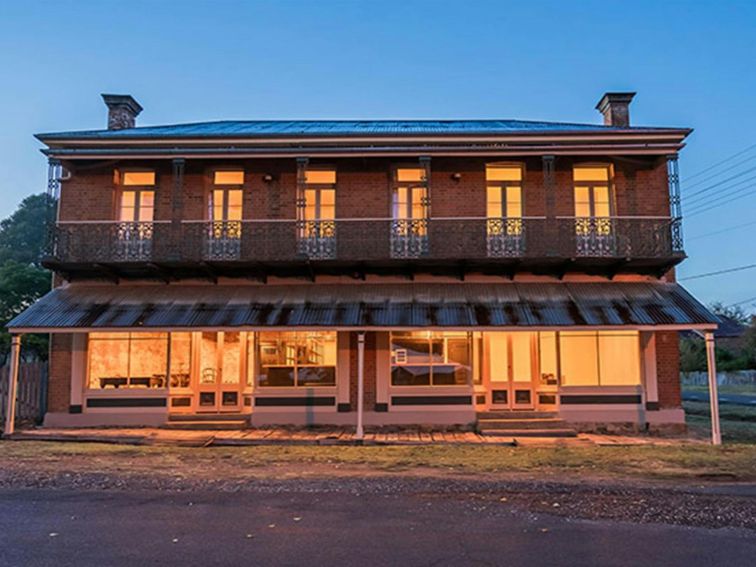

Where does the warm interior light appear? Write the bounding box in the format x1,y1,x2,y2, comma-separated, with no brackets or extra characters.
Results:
123,171,156,186
573,166,610,182
396,168,425,182
214,171,244,185
305,169,336,184
486,165,522,182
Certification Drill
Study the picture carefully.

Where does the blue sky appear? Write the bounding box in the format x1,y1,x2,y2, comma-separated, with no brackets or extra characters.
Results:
1,0,755,308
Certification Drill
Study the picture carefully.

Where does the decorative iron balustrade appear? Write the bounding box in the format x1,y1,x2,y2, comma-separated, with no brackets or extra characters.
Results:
486,218,525,258
390,219,429,259
205,221,242,261
297,220,336,260
46,217,684,267
114,221,154,261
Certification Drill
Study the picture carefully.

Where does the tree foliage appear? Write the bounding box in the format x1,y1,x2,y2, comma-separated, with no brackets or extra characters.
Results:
0,193,53,360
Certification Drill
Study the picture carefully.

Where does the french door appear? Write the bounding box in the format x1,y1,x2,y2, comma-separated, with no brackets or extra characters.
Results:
196,331,244,413
485,332,536,410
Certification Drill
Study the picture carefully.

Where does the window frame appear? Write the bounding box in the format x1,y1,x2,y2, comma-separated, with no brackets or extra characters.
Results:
116,169,156,223
572,163,615,218
391,164,429,221
390,331,473,387
255,331,338,389
208,169,245,222
486,162,525,219
302,166,337,221
86,332,170,391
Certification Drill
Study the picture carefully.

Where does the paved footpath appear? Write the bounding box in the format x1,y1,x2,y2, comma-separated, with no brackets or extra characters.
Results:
1,488,754,567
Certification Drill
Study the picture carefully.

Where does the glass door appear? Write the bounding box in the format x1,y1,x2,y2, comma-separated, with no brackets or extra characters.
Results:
485,332,536,410
196,332,243,412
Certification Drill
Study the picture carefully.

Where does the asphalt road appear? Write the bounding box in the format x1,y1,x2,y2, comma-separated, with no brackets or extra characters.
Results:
683,391,756,405
1,488,754,567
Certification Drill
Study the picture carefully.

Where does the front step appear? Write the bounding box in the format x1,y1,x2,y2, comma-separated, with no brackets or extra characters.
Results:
479,428,578,438
479,417,568,430
477,411,559,420
168,413,248,422
163,419,248,431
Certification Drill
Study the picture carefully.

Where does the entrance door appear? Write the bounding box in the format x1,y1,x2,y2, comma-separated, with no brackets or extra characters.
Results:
485,332,536,410
196,331,243,413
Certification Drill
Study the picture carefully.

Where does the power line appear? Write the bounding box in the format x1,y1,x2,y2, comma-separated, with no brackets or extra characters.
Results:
730,295,756,307
680,263,756,281
683,152,756,191
687,219,756,241
683,172,756,207
682,164,756,201
686,183,756,217
683,142,756,183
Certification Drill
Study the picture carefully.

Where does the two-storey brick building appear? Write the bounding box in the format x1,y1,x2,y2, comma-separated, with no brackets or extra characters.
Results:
5,92,719,436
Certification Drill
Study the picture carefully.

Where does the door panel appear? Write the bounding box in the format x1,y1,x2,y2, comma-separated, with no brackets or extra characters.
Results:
485,332,536,410
196,332,243,413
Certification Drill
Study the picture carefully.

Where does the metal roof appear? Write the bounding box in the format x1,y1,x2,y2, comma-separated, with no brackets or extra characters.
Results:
36,119,677,140
7,282,718,332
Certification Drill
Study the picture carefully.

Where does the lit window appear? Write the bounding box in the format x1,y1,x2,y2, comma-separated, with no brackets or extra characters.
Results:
119,190,154,222
573,165,612,218
304,169,336,184
396,168,425,183
88,332,169,389
390,332,472,386
257,332,337,387
122,171,156,186
559,331,640,386
486,164,523,237
214,170,244,185
486,165,522,182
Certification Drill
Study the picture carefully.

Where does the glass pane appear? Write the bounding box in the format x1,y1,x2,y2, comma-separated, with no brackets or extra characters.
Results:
598,331,640,385
88,333,130,389
214,170,244,185
320,189,335,206
506,186,522,218
199,332,218,385
392,334,432,365
227,190,243,221
305,169,336,184
594,186,611,217
138,191,154,222
169,333,192,389
212,190,224,221
304,189,317,220
573,167,609,182
221,332,242,385
488,333,509,382
129,333,168,388
538,332,558,386
391,366,431,386
120,192,136,222
486,186,502,218
511,333,533,381
297,366,336,387
441,337,471,385
123,171,156,186
486,165,522,182
397,168,425,182
559,332,599,386
246,333,255,387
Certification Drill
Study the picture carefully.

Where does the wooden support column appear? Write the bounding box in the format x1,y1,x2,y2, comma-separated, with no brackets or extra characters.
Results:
3,335,22,437
705,331,722,445
356,332,366,441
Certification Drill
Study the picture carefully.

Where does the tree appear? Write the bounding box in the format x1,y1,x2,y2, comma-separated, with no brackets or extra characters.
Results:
708,301,750,325
0,193,54,360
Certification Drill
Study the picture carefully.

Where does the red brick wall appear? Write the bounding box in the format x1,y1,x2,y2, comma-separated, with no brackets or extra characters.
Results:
656,331,681,408
349,332,377,410
57,156,672,222
48,334,73,413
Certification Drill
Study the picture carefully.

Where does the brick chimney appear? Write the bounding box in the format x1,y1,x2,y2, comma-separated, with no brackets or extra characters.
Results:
596,92,636,127
102,94,143,130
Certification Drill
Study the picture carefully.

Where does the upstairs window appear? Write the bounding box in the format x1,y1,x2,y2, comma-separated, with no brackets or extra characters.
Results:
573,165,612,218
303,168,336,221
210,170,244,222
392,167,428,221
486,164,523,219
119,170,155,223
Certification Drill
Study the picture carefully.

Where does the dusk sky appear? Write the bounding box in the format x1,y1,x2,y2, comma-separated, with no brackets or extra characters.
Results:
1,0,754,308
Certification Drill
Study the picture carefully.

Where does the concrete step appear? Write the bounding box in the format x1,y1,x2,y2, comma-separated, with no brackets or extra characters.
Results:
478,418,568,430
476,411,558,420
479,428,578,438
163,420,247,431
168,413,248,422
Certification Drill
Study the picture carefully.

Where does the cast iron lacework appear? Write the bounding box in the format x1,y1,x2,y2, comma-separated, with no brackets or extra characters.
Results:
114,221,153,261
205,220,241,260
391,219,429,258
486,218,525,257
574,217,616,257
297,220,337,259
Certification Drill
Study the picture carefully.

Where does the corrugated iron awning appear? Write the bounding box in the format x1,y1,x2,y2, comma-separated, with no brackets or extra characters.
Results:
6,282,718,332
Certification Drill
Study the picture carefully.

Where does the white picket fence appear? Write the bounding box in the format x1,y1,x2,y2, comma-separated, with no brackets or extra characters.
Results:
0,361,47,425
681,370,756,386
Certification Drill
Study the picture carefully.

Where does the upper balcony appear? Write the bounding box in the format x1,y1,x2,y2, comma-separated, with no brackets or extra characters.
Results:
45,216,685,281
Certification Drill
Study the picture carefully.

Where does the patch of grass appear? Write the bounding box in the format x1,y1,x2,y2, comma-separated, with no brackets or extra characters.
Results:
684,400,756,423
683,384,756,396
2,441,756,483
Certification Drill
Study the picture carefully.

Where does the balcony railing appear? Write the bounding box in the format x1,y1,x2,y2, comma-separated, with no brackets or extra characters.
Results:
46,217,684,272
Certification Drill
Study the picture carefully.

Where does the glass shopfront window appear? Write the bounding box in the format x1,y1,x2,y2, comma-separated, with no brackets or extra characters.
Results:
390,331,472,386
88,332,169,389
257,332,337,387
559,331,641,386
